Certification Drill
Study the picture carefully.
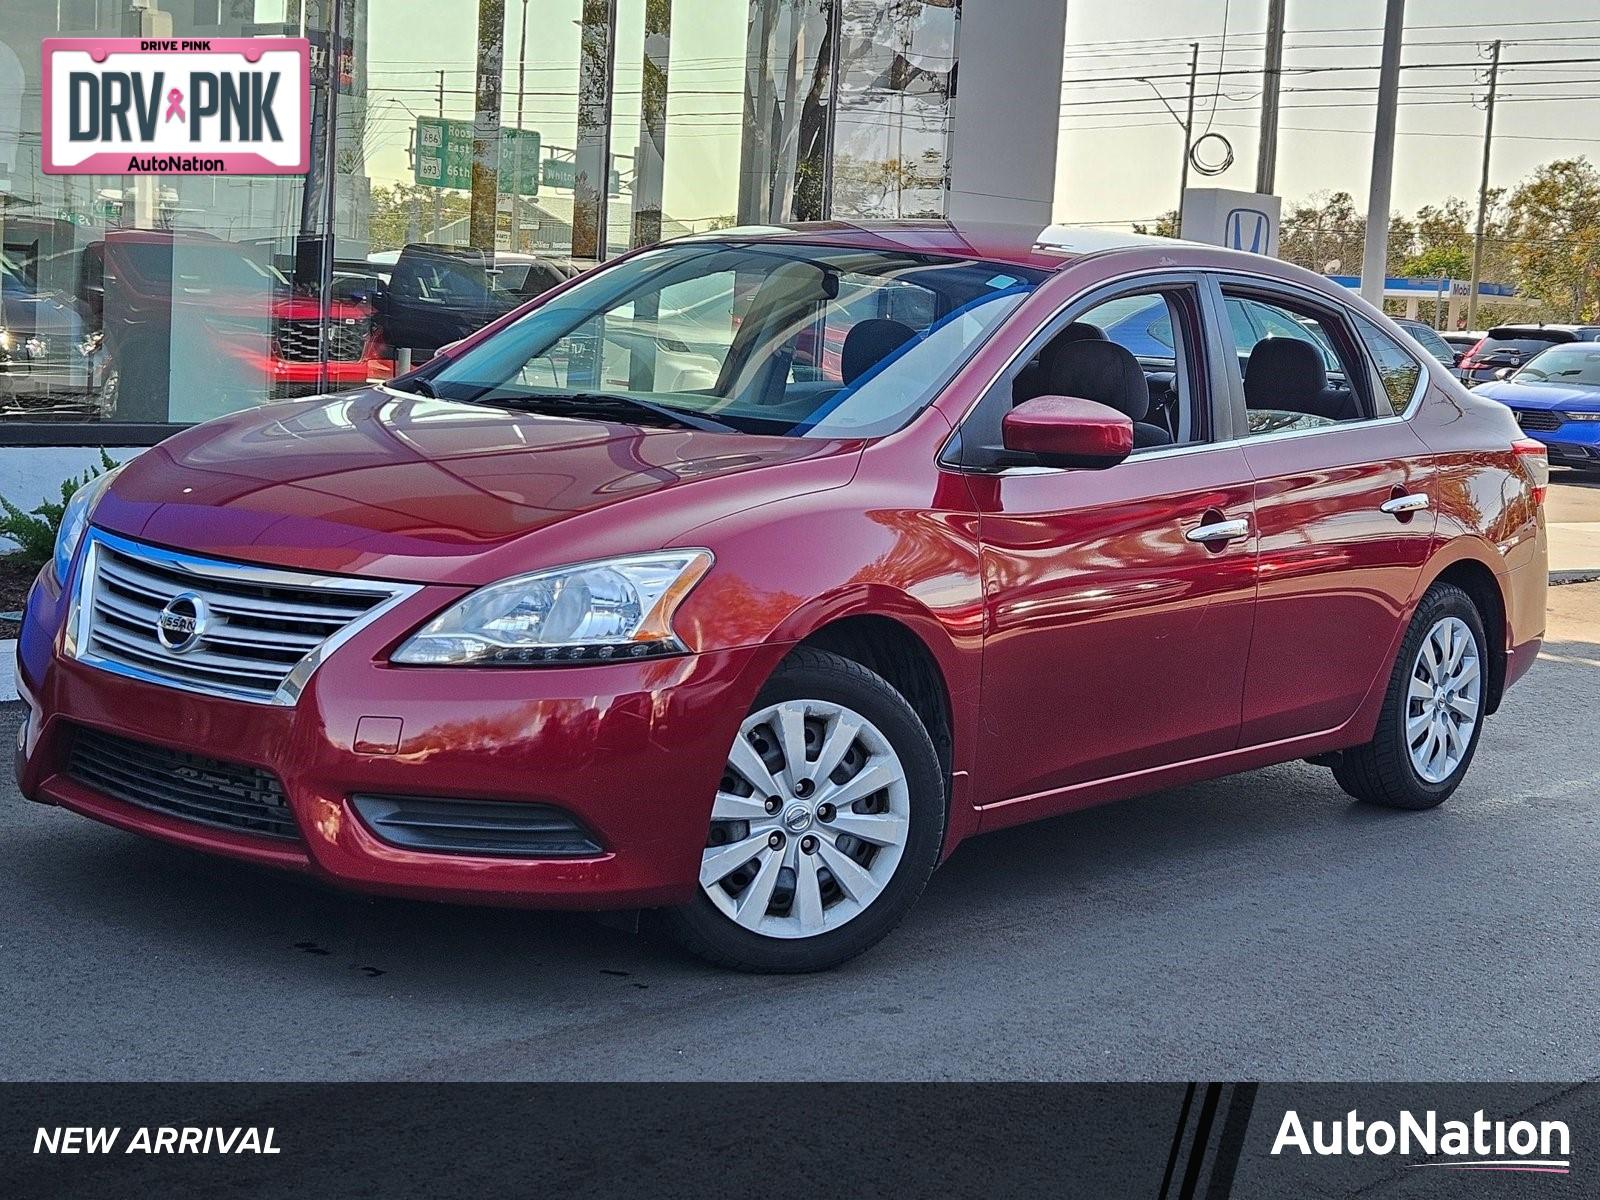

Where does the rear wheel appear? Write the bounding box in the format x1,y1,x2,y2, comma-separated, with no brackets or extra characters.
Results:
659,648,944,972
1331,582,1488,809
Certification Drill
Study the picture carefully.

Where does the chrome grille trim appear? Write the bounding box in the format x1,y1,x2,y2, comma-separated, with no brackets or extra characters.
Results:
66,529,421,706
275,317,369,363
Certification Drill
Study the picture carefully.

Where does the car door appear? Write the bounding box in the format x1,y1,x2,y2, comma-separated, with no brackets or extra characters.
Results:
1216,275,1439,746
954,275,1259,809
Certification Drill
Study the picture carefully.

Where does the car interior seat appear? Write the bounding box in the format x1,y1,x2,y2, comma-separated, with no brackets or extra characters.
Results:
1034,338,1173,449
1244,337,1359,421
841,318,919,385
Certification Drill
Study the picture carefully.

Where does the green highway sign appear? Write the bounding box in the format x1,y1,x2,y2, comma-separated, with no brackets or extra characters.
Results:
541,157,622,196
414,117,540,196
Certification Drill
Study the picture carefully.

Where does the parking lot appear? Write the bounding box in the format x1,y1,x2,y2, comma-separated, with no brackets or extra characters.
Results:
4,500,1599,1083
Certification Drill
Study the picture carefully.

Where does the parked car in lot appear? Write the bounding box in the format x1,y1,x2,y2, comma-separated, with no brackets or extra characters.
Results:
0,249,104,420
1442,331,1484,360
377,244,576,361
1474,341,1600,474
15,222,1548,972
1457,324,1600,387
1393,317,1459,367
81,232,382,420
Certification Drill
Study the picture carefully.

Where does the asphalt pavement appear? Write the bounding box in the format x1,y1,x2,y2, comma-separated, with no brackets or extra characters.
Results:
4,584,1599,1083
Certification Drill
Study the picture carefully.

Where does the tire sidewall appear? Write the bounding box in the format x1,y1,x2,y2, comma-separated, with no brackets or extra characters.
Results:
669,654,945,972
1386,587,1489,803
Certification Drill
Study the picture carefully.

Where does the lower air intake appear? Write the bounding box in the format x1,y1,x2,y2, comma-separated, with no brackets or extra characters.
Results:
349,794,603,858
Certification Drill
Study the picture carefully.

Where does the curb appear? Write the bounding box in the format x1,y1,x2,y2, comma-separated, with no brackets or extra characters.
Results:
1551,570,1600,587
1,639,16,703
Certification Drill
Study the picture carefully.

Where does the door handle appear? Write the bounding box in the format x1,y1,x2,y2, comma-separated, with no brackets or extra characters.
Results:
1185,517,1250,544
1379,493,1430,515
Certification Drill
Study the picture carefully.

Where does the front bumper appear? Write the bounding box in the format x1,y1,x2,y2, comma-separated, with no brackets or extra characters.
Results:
1502,411,1600,467
16,568,778,909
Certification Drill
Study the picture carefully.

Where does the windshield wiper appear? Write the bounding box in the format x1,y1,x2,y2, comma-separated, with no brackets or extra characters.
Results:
488,390,738,433
396,376,436,398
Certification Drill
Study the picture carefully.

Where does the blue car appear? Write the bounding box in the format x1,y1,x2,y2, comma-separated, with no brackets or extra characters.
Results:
1475,342,1600,473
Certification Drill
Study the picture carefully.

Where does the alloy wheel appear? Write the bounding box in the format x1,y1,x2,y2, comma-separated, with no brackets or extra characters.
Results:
700,699,911,939
1406,615,1482,785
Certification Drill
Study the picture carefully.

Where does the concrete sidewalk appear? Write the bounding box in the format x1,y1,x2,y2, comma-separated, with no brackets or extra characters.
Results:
1548,520,1600,579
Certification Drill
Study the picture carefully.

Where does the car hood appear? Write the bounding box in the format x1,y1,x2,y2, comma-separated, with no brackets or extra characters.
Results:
1474,380,1600,411
1,286,84,338
93,388,863,585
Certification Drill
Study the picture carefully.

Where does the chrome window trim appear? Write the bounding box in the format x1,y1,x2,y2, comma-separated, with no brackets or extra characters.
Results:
66,528,422,707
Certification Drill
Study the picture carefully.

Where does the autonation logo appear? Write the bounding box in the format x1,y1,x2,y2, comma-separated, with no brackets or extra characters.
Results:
1272,1108,1571,1175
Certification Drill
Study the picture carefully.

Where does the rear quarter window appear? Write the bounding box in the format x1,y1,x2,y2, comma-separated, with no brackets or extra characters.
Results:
1355,315,1425,415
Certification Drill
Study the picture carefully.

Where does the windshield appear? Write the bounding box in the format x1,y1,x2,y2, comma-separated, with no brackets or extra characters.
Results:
1478,331,1572,359
410,241,1046,438
1513,344,1600,388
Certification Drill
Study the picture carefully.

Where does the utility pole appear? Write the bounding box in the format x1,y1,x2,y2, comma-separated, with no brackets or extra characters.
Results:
510,0,529,252
1467,39,1502,332
469,0,506,252
433,69,444,239
318,0,344,393
1360,0,1405,307
1255,0,1285,194
1176,42,1198,236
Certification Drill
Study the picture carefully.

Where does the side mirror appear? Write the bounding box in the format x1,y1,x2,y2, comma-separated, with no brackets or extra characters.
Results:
1494,367,1515,381
1001,395,1133,469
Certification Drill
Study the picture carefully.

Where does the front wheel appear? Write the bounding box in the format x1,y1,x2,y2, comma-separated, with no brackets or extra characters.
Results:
658,648,945,972
1332,582,1488,809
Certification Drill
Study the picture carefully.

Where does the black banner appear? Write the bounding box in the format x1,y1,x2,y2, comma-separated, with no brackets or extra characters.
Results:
5,1083,1592,1197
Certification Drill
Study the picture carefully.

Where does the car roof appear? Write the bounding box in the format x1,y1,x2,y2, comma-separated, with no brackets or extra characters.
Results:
667,219,1246,273
1487,325,1579,339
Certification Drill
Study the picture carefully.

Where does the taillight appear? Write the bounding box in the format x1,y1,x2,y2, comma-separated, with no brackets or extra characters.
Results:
1512,436,1549,504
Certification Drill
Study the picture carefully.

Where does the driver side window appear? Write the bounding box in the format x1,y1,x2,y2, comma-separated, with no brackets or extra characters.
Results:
954,280,1209,469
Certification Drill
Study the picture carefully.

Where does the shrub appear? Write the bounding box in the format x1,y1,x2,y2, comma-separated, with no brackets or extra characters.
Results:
0,450,120,569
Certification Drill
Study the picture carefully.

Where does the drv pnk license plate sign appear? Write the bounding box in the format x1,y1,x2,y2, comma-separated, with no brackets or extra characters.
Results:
42,38,310,176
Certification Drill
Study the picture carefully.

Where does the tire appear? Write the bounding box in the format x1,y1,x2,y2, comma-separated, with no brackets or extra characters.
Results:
657,647,945,972
1332,582,1489,809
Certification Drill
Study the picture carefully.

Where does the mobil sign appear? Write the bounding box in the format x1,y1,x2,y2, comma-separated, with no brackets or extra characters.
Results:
43,37,309,175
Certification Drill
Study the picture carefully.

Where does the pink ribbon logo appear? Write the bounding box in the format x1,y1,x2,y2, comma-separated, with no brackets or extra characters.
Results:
164,88,185,123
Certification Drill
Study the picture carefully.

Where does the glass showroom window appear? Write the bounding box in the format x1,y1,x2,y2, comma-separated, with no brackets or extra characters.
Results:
0,0,961,445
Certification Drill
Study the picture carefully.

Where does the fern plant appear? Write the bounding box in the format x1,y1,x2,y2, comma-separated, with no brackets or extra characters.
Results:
0,449,119,569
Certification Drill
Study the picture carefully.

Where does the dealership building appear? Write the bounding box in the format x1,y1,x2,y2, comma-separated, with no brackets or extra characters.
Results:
0,0,1067,493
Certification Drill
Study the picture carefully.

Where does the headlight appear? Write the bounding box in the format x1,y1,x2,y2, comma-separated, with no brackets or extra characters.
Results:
1563,411,1600,421
53,465,122,584
392,550,714,666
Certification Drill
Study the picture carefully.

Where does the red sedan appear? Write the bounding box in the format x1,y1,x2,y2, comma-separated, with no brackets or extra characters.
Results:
15,222,1548,972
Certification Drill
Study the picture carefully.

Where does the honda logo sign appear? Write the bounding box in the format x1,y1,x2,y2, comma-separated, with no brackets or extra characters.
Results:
1180,188,1281,258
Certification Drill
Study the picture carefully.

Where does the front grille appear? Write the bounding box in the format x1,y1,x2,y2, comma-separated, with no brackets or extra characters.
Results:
274,317,369,363
75,531,415,705
1513,408,1564,432
68,726,298,840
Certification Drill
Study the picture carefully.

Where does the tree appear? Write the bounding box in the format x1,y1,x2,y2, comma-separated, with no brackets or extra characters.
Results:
1278,190,1366,275
367,183,470,251
1501,157,1600,321
1132,210,1178,238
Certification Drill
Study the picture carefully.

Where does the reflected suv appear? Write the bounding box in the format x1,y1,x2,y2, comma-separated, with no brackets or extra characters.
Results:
16,222,1547,971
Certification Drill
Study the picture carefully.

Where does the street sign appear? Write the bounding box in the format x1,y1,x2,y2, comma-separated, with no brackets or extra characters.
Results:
414,117,539,196
541,157,622,196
